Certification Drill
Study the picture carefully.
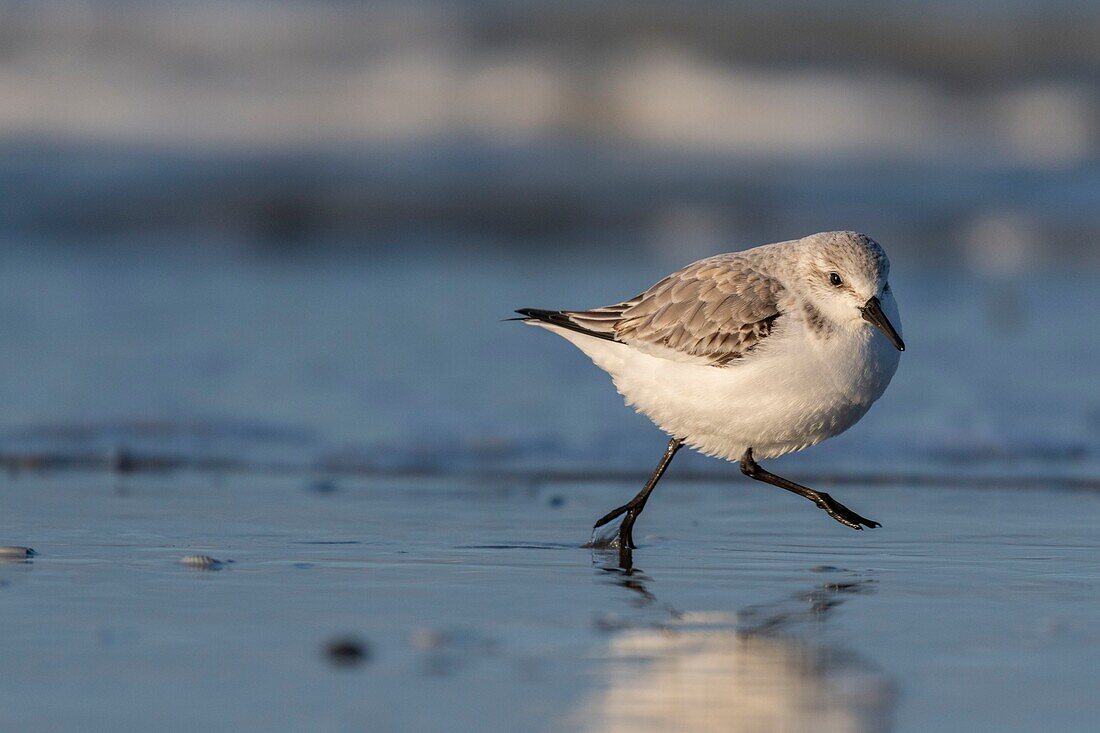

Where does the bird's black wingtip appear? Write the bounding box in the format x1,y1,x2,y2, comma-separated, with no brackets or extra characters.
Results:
513,308,560,322
506,308,557,324
507,308,540,322
511,307,618,341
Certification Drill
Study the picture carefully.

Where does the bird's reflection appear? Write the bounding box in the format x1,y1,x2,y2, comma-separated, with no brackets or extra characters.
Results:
737,579,876,636
597,565,659,606
582,561,894,733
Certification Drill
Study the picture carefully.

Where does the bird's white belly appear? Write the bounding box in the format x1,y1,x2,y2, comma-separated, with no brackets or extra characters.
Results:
547,323,897,461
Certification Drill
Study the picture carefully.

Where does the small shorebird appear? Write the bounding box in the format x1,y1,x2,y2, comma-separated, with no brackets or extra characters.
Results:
517,231,904,554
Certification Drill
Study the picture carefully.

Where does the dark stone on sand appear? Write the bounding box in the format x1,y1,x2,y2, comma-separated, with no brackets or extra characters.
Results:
326,638,370,667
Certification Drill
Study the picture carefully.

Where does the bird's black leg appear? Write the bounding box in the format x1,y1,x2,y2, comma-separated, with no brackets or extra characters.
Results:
594,438,683,550
739,448,880,530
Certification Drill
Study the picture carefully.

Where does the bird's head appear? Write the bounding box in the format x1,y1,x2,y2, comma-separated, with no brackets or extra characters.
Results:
796,231,904,351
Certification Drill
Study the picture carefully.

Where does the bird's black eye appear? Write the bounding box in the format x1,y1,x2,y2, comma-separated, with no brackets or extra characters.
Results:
829,272,843,287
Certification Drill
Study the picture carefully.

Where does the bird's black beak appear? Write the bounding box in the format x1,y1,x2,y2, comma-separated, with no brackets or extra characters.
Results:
861,296,905,351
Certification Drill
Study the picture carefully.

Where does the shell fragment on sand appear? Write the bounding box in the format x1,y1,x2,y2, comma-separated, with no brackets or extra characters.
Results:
180,554,225,569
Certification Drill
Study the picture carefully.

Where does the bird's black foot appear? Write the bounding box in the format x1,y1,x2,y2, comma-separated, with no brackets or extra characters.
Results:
593,502,640,549
815,493,881,530
591,438,683,553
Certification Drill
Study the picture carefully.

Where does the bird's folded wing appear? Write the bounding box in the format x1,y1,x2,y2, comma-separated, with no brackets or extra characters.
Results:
565,255,784,366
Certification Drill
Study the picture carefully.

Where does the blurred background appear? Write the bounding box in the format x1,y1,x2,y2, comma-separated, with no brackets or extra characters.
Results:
1,0,1098,478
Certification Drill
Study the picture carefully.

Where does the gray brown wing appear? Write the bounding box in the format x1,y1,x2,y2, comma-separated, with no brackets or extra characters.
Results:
550,255,784,366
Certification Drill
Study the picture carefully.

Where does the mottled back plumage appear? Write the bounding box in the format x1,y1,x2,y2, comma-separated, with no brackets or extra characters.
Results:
539,254,785,366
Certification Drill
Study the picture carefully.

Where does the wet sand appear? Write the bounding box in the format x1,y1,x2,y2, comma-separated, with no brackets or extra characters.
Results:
2,468,1098,732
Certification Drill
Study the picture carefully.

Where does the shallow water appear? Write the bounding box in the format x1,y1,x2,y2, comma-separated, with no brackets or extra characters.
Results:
0,244,1097,731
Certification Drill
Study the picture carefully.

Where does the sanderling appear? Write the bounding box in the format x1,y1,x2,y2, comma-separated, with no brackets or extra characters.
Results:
517,231,904,556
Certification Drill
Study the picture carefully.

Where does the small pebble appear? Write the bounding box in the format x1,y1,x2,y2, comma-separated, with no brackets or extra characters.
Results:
325,638,370,667
409,628,448,651
547,495,565,508
409,627,498,653
180,554,223,569
0,546,35,559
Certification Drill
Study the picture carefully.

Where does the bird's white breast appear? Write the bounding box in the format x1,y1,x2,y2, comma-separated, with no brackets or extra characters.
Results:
541,313,899,462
